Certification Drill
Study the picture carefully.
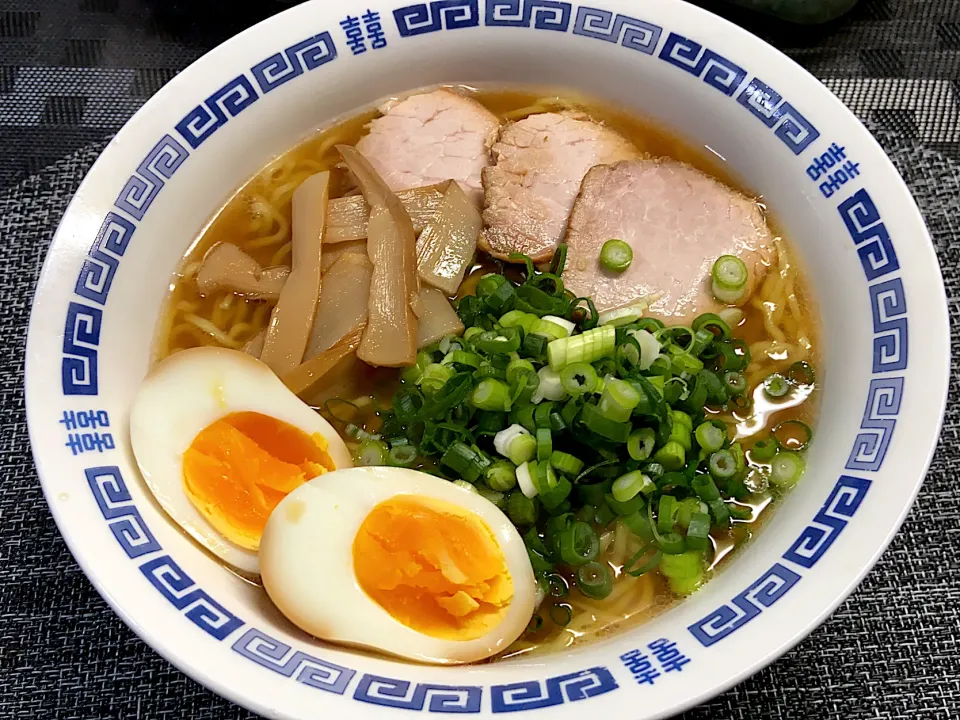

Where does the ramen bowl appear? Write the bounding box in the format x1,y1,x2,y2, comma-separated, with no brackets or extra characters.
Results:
25,0,948,717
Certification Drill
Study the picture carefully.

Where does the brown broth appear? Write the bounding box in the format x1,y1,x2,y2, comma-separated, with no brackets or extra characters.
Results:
154,85,821,660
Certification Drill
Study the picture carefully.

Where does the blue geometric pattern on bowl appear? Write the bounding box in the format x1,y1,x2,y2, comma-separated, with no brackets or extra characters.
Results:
56,0,910,708
354,676,483,712
232,628,355,694
490,668,618,712
486,0,572,31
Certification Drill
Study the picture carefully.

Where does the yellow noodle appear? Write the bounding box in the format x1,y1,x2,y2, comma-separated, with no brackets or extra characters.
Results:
183,313,243,348
269,242,293,266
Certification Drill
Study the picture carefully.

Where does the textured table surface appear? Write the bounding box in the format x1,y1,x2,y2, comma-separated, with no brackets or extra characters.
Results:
2,0,959,718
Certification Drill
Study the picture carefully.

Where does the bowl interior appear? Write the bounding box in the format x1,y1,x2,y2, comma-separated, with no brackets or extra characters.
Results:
25,0,948,718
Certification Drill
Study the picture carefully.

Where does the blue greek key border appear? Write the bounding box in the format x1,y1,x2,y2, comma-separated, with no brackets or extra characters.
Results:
60,31,339,396
57,0,910,701
688,186,908,646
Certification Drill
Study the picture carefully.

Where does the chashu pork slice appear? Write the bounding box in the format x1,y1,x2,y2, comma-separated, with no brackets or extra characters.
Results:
563,158,774,324
479,113,639,262
355,88,500,206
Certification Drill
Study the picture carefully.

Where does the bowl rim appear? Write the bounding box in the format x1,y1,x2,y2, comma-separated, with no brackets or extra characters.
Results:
25,0,950,716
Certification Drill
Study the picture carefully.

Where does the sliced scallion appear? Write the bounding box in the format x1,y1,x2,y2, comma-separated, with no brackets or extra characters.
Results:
770,451,806,488
695,421,726,452
600,238,633,272
547,324,616,370
763,373,791,399
627,427,656,461
711,255,749,304
576,561,613,599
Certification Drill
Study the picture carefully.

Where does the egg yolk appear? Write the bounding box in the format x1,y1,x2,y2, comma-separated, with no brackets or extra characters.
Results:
183,411,334,550
353,496,513,641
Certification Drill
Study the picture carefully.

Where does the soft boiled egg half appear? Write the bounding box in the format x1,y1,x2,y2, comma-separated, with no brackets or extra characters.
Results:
129,347,351,575
260,466,537,664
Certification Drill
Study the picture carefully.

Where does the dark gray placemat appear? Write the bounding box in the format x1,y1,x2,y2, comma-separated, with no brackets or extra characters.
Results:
1,0,958,718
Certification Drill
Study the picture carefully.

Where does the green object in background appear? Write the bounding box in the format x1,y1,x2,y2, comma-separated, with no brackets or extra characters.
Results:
724,0,859,23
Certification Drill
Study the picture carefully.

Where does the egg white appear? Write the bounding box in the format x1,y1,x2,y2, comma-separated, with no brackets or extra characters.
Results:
259,466,537,664
129,347,352,575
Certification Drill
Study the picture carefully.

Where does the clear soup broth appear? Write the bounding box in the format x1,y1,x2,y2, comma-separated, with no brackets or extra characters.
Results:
155,86,819,660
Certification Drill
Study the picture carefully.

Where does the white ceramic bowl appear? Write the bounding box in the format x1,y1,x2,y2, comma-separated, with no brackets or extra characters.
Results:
25,0,949,717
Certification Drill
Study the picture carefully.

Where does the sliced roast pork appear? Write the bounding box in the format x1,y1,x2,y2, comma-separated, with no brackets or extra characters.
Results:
356,89,500,206
479,113,639,262
563,158,774,324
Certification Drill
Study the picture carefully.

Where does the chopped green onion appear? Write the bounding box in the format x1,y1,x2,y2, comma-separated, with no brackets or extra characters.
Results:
549,604,572,626
695,421,726,452
463,326,484,342
576,561,613,599
500,310,537,332
692,474,722,502
550,451,584,476
444,350,483,369
355,439,388,466
692,312,733,341
684,512,711,551
786,360,816,386
421,363,454,395
441,442,482,482
536,428,553,462
547,325,616,370
559,362,598,396
506,358,536,385
612,470,654,502
470,378,511,411
711,255,748,304
545,572,569,598
530,366,565,404
718,307,744,328
773,420,813,451
453,479,479,493
708,449,737,479
708,498,730,526
485,460,517,492
474,329,521,355
763,373,791,398
751,438,779,461
770,451,806,488
723,371,747,394
580,403,632,442
675,497,707,528
494,424,536,465
658,549,703,580
657,495,678,534
599,238,633,272
624,545,662,576
513,405,536,433
534,318,569,341
533,402,554,429
515,461,538,498
598,376,641,422
507,491,538,525
402,351,433,384
476,486,506,508
558,521,600,566
541,314,576,336
669,410,693,451
668,573,704,595
520,333,549,360
653,440,686,470
539,475,572,510
598,302,646,327
627,427,656,461
475,410,506,435
387,445,418,467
